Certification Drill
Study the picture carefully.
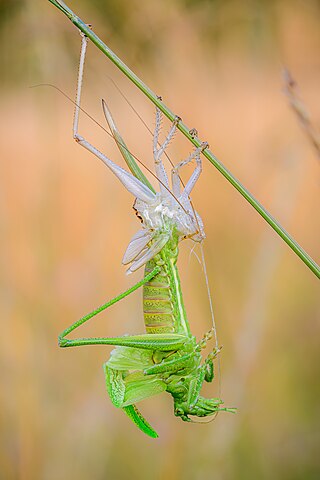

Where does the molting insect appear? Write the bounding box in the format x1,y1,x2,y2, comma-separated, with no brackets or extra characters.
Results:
59,33,235,438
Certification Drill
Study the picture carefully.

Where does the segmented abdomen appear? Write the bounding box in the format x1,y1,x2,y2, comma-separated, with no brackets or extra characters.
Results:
143,259,175,334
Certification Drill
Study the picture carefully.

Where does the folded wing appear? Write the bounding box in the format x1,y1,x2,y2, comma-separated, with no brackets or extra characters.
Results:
126,233,170,274
122,229,154,265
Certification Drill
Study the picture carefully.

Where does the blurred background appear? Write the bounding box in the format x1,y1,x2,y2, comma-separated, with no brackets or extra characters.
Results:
1,0,319,479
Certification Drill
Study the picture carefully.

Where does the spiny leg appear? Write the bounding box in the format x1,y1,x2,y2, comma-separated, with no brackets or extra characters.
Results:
179,331,236,415
177,363,235,419
169,334,218,408
144,351,195,375
197,327,222,383
59,266,160,344
72,33,156,205
153,107,170,196
172,364,225,422
153,109,180,161
171,145,202,197
58,265,185,358
73,32,88,141
172,142,208,198
153,106,162,159
204,346,222,382
187,366,206,408
197,326,216,350
60,333,187,351
58,266,183,353
153,106,180,197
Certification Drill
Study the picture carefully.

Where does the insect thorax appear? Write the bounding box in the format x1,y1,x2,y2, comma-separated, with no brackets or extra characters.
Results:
134,193,204,241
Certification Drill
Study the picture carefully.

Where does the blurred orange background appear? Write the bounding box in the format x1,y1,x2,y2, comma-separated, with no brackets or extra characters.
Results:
1,1,319,479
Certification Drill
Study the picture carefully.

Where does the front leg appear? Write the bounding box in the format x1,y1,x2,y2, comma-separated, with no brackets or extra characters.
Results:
172,142,208,197
204,347,222,383
173,365,235,420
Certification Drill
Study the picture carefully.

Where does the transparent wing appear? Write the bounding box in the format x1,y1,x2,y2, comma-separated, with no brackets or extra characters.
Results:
122,229,154,265
126,233,170,274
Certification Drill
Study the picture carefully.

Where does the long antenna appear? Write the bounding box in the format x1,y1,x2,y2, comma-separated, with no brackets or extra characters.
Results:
200,243,221,395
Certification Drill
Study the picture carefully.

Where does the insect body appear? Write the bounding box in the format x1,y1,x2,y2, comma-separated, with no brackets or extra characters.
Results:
59,34,235,438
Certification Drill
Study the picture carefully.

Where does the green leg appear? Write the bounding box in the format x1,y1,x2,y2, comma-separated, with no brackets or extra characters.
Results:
186,364,236,416
204,358,214,383
58,266,160,343
59,264,188,351
187,365,206,407
59,264,187,351
197,328,221,384
143,351,195,375
59,333,187,351
204,346,221,382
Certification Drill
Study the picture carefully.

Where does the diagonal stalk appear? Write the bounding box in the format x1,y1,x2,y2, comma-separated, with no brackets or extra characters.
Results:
48,0,320,279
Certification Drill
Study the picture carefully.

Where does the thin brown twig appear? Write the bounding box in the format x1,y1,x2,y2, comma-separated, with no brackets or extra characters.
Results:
283,67,320,163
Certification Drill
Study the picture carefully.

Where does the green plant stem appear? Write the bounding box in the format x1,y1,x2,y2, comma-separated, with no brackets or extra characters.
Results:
48,0,320,279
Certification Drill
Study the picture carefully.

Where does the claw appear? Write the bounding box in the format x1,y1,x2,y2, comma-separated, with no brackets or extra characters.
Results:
200,141,209,151
189,128,198,138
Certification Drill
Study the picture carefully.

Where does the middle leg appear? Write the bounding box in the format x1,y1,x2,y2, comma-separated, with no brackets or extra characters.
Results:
172,142,208,198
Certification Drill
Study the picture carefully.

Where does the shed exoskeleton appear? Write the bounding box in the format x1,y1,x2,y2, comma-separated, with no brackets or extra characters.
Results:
59,33,235,438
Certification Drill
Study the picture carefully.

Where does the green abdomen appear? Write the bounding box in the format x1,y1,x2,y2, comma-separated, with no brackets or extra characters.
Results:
143,239,191,337
143,259,175,334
